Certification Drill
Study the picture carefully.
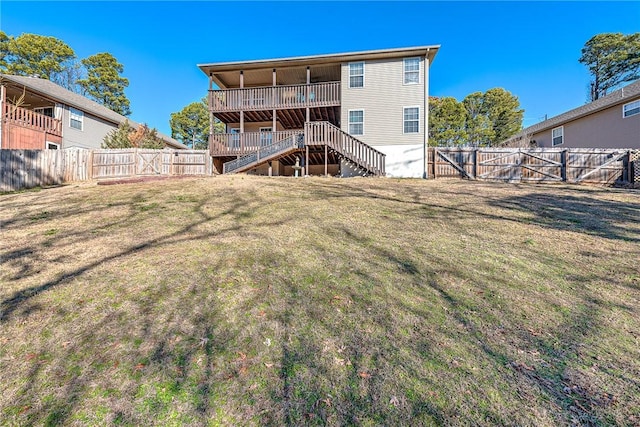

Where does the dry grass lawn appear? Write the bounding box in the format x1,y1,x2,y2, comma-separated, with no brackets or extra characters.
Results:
1,176,639,426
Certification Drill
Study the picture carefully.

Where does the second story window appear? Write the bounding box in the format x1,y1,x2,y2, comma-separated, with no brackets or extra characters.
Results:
552,126,563,146
349,62,364,88
623,100,640,118
404,58,420,84
349,110,364,135
69,107,83,131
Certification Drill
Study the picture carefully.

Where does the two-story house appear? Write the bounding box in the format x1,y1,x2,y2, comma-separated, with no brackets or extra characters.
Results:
0,74,186,150
199,46,440,177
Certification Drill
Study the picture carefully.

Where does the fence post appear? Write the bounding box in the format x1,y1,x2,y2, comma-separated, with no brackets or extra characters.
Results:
561,149,567,182
433,148,438,180
473,149,478,179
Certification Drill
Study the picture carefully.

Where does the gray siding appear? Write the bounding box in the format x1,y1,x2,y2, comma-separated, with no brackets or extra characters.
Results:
61,106,119,149
340,57,425,147
533,97,640,149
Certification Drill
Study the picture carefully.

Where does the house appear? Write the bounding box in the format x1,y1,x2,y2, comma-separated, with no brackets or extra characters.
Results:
0,74,187,150
513,80,640,149
198,46,440,177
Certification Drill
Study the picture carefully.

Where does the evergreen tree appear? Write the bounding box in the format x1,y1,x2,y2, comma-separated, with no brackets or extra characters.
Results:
78,53,131,116
579,33,640,100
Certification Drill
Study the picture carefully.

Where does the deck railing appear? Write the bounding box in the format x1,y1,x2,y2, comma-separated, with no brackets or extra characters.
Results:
305,121,386,176
223,133,304,174
210,81,341,112
210,130,303,156
2,103,63,137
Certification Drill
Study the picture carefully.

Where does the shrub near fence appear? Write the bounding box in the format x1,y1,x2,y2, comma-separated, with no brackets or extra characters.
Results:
428,147,638,185
0,148,212,192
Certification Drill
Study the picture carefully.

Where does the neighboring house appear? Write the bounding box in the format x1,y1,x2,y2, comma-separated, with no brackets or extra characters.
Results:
199,45,440,177
511,80,640,149
0,74,187,150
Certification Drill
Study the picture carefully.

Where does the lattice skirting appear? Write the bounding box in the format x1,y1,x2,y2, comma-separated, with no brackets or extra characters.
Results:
631,151,640,184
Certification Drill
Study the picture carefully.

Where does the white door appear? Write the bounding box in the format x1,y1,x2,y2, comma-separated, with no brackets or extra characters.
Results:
260,127,273,147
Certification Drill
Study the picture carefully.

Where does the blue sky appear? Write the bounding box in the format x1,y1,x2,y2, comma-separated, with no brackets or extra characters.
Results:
1,1,639,136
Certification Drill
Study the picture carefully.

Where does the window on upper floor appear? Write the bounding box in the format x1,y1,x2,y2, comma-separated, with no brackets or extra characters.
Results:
349,110,364,135
623,100,640,118
69,107,83,131
404,107,420,133
552,126,564,146
404,58,420,85
349,62,364,88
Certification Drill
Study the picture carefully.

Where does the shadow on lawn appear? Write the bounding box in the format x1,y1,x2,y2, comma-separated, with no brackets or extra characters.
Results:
0,182,291,425
328,224,624,425
1,178,638,425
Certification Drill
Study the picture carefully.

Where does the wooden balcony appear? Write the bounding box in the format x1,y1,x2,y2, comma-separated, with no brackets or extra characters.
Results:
210,81,340,112
210,130,304,156
2,103,63,137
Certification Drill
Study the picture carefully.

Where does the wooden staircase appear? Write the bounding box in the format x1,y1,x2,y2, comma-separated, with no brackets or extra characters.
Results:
222,133,304,174
221,122,385,176
304,121,385,176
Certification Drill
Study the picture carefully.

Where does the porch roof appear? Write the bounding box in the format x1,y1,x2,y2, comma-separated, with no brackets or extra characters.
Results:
199,45,440,89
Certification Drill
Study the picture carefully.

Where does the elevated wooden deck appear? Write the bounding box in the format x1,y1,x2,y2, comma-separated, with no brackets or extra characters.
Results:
217,122,385,177
209,81,340,113
1,104,63,149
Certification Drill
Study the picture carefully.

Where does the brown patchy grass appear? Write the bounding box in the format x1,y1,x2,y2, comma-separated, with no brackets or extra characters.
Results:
1,176,639,426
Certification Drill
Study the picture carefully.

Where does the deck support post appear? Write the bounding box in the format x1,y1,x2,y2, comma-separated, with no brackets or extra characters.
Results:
305,145,309,177
272,68,277,131
268,161,273,177
325,144,328,176
306,66,310,123
208,73,213,151
240,71,244,153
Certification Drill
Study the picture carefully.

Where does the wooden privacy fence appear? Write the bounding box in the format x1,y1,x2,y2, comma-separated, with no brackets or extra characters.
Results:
0,148,213,192
428,147,638,185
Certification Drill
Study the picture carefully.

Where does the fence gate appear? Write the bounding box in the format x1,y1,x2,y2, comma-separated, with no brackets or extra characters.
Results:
566,149,628,184
136,150,162,175
476,149,522,181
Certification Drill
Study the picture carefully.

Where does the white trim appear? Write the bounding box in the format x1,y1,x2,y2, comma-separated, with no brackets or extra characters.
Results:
551,126,564,146
46,141,60,150
622,99,640,118
69,106,84,131
348,109,365,136
348,61,365,89
403,106,420,134
403,57,421,85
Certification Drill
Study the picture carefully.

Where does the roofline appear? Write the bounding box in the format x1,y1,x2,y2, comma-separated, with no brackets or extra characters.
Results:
1,74,187,149
198,45,441,77
522,81,640,135
1,74,122,125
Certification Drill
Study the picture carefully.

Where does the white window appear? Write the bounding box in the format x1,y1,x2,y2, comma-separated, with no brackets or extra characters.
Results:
403,107,420,134
348,110,364,135
69,107,83,130
404,58,420,84
623,100,640,118
349,62,364,88
552,126,564,146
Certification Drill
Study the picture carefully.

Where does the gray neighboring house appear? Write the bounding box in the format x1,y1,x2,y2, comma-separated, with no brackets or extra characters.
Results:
0,74,186,150
512,80,640,149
